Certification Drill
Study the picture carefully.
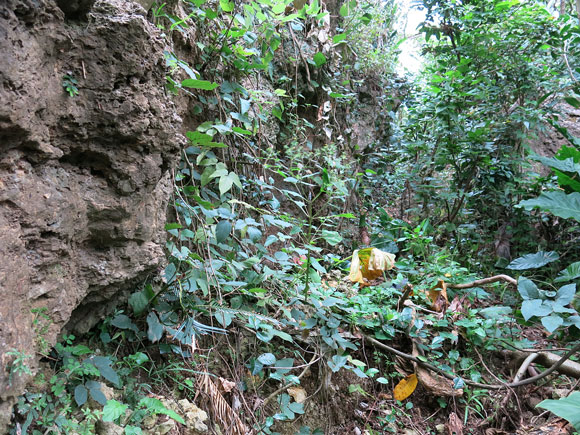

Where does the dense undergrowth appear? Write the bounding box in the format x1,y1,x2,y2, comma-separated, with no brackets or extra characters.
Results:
8,0,580,433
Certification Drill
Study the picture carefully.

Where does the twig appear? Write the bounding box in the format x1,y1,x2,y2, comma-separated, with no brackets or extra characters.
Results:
513,353,539,383
364,335,580,390
262,353,319,406
447,274,516,289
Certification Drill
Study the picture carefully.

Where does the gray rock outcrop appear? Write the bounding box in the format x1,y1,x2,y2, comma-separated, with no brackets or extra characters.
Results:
0,0,181,427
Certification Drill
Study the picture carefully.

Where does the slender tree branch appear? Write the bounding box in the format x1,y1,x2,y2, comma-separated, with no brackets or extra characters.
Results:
447,274,517,289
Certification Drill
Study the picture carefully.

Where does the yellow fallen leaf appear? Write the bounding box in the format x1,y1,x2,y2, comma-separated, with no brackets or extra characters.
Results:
348,250,364,284
393,373,418,401
349,248,396,285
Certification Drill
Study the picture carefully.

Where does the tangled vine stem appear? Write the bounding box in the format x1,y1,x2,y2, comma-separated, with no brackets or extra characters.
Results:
364,335,580,390
262,353,319,407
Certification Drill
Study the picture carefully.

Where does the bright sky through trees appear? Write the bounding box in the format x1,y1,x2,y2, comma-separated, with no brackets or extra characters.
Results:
396,0,426,74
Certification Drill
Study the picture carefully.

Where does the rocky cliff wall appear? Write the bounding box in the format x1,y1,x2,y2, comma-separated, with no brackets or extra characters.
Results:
0,0,182,425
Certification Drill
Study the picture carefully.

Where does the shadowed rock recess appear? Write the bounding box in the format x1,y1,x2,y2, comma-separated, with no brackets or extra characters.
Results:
0,0,182,426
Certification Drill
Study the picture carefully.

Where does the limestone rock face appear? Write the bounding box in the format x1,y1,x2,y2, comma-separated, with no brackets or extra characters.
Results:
0,0,182,426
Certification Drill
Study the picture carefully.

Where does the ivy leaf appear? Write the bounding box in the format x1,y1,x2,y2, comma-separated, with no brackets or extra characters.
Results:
74,384,88,406
88,383,108,405
181,79,220,90
288,402,305,414
91,356,120,386
215,220,232,243
129,288,152,315
147,312,164,343
219,174,234,195
257,353,276,365
327,355,348,372
240,98,251,114
507,251,559,270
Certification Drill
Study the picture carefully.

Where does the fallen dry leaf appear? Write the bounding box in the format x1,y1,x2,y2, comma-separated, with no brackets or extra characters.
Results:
393,373,418,401
288,386,307,403
427,279,450,312
218,377,236,393
349,248,395,286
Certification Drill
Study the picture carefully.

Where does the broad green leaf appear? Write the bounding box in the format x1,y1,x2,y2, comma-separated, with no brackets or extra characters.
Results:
88,384,107,405
564,96,580,109
495,0,519,12
92,356,120,386
333,33,347,44
507,251,559,270
519,192,580,222
219,0,234,12
555,261,580,283
111,314,136,331
138,397,185,424
257,353,276,365
232,126,252,135
147,312,164,343
360,12,372,24
219,174,234,195
215,220,232,243
541,315,564,333
288,402,305,414
240,98,251,114
129,291,149,315
321,230,342,246
555,284,576,305
328,355,348,372
74,385,88,406
521,299,552,321
273,330,293,342
517,277,540,300
479,306,512,319
313,52,327,67
187,131,226,148
181,79,220,90
534,156,580,176
102,400,128,422
537,392,580,430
